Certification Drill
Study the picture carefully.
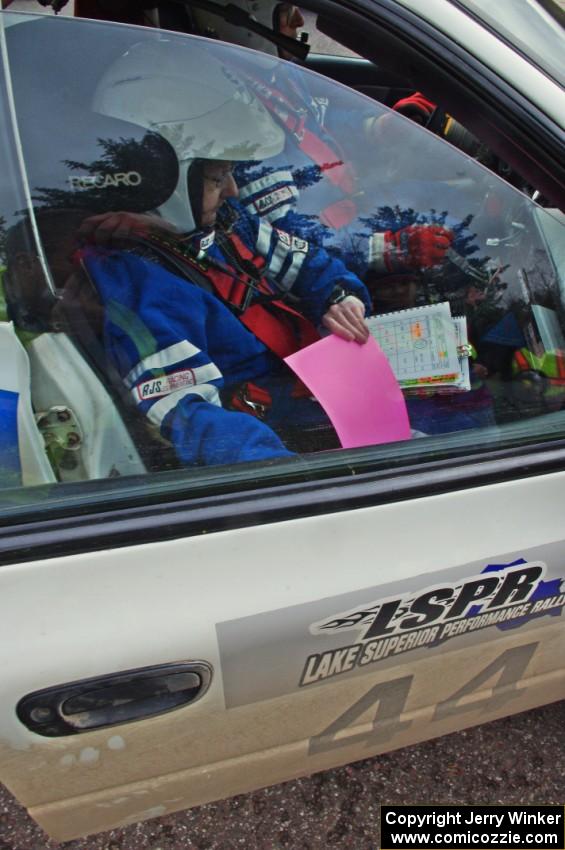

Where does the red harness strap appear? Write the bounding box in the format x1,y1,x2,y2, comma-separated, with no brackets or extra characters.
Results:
514,350,529,372
135,229,320,362
555,351,565,379
207,233,320,360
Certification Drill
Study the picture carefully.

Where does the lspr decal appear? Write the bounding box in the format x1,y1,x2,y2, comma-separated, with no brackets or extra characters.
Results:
216,546,565,709
300,561,564,686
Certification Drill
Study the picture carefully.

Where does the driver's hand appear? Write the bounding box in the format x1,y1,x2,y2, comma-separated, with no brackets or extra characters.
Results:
78,211,178,244
322,296,369,344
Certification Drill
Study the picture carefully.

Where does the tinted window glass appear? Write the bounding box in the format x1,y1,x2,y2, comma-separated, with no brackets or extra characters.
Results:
300,10,361,57
1,13,564,512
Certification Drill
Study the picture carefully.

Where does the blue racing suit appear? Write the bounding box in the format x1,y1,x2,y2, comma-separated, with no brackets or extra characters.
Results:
81,213,371,467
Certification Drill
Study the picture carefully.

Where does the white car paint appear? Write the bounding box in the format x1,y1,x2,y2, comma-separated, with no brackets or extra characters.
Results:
1,470,564,838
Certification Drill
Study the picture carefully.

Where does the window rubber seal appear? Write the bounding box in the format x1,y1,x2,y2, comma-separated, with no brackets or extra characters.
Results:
1,440,565,567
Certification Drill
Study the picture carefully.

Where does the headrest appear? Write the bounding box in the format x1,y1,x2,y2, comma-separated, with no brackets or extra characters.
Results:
5,18,178,215
22,110,180,215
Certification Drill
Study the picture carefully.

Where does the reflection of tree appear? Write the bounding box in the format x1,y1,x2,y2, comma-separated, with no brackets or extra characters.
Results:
285,211,329,244
331,233,368,278
527,247,564,322
292,164,328,190
468,283,509,338
235,162,279,184
234,161,332,194
32,134,177,214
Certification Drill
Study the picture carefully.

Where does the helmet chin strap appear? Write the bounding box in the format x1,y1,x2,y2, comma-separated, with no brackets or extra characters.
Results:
155,157,216,257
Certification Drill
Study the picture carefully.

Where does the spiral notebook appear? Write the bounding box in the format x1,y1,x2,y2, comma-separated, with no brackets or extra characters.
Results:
365,302,471,393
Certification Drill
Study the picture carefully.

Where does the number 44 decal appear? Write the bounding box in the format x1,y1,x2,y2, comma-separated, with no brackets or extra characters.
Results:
309,642,538,755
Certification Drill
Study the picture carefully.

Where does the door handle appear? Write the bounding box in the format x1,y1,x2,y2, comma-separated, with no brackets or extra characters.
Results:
17,661,212,737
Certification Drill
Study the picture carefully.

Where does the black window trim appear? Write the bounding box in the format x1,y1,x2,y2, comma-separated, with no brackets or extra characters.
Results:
1,439,565,567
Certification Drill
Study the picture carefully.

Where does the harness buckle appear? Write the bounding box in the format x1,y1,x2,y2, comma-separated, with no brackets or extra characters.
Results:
229,382,272,420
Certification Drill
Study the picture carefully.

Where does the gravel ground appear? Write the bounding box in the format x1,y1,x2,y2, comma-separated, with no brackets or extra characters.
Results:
1,700,564,850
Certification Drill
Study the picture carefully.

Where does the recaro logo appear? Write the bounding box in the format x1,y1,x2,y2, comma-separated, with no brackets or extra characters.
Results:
68,172,142,190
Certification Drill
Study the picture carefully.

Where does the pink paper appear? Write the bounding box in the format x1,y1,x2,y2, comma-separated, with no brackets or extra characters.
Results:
285,335,411,448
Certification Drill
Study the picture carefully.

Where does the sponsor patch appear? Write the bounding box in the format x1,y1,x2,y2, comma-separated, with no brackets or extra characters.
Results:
300,560,564,686
253,185,294,215
275,228,291,247
134,369,196,401
291,236,308,253
198,231,216,253
275,229,308,253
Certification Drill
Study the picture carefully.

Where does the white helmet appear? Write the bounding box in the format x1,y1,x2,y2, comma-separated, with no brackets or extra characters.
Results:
92,36,285,232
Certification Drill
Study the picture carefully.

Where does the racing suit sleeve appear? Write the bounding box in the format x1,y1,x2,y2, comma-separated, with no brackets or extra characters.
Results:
234,164,301,228
233,211,372,326
80,248,294,466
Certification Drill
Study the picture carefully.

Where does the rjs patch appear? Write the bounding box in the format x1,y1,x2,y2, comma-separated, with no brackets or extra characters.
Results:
134,368,196,401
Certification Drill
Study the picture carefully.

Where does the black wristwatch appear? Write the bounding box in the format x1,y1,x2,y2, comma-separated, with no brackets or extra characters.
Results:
326,284,350,307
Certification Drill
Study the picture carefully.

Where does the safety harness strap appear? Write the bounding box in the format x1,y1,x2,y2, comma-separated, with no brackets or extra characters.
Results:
134,230,320,360
209,233,320,360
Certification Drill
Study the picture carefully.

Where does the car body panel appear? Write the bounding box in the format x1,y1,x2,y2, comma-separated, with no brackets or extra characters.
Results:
1,471,565,839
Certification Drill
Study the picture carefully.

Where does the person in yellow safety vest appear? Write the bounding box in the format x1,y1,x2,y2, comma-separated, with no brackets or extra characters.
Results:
512,347,565,412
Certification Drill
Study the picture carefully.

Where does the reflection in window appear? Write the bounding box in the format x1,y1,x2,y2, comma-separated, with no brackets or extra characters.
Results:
0,13,564,497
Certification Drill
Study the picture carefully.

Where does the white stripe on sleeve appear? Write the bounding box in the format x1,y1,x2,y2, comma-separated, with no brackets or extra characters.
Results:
238,169,294,200
277,249,307,290
255,219,273,258
125,340,202,388
147,383,222,428
267,238,292,277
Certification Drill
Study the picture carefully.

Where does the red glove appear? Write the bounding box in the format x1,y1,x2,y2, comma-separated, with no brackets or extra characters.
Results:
392,92,437,125
383,225,454,271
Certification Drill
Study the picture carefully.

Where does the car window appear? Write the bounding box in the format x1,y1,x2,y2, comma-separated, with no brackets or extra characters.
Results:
1,13,564,515
300,9,361,57
188,2,361,58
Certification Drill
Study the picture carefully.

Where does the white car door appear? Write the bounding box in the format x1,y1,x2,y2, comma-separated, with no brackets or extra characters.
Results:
0,10,564,842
